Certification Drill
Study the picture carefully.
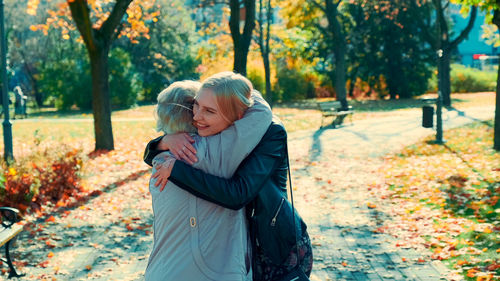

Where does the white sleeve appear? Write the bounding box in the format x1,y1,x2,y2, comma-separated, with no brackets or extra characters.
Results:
152,151,174,167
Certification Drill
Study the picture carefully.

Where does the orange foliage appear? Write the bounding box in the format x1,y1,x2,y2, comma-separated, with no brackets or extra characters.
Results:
26,0,158,42
0,146,83,214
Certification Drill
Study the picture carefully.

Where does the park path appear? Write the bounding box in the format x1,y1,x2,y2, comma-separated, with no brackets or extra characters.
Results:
288,105,494,281
8,105,495,280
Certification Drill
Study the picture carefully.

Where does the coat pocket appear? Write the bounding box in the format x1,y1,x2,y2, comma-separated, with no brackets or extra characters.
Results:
256,196,304,265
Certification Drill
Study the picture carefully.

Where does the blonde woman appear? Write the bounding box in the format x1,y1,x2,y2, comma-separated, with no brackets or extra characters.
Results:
145,74,272,280
145,74,313,279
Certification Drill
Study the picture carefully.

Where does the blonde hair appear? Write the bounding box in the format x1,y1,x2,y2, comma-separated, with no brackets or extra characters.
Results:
200,71,254,123
155,81,201,134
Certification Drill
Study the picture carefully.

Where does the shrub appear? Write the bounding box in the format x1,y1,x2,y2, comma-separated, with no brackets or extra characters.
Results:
109,48,142,109
247,68,265,94
428,64,496,93
38,57,92,110
0,146,83,214
38,47,143,110
451,65,496,93
274,66,314,101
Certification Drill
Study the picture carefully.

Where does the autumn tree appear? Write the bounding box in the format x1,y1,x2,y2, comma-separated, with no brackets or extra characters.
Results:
190,0,255,76
411,0,477,106
344,1,433,99
452,0,499,151
229,0,256,75
282,0,349,109
117,0,200,102
256,0,272,105
27,0,157,151
6,0,53,107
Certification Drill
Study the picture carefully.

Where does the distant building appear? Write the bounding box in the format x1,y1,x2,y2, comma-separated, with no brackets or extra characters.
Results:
451,4,498,69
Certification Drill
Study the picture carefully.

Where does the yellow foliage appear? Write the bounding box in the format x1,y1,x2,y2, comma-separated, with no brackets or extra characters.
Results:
8,167,16,176
26,0,39,15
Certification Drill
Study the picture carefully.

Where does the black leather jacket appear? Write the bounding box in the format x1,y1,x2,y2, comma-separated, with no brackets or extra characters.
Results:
144,120,288,208
143,120,306,264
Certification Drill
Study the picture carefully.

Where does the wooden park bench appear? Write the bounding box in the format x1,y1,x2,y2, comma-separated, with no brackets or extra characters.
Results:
317,101,354,128
0,207,24,278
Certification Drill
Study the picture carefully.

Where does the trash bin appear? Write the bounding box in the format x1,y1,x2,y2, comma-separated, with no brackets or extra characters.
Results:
422,105,434,128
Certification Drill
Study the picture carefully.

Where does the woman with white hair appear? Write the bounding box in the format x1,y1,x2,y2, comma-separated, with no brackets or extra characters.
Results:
145,73,273,280
145,72,313,281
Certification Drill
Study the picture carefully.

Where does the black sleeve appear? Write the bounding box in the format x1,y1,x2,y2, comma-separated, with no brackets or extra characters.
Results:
169,124,286,210
143,135,166,166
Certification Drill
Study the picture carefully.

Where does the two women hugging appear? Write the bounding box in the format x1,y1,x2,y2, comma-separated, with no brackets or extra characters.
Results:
143,72,313,281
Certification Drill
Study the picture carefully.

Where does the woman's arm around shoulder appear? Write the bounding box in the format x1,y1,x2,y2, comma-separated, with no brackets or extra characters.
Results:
169,120,287,210
144,135,164,166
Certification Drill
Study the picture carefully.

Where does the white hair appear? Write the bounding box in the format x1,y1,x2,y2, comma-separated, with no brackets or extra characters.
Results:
155,81,201,134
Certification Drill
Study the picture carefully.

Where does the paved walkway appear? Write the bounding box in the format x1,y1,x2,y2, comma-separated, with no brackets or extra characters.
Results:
8,106,495,280
288,106,495,280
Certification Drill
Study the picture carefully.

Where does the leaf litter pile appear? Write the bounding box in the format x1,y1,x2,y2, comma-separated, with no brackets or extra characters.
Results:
371,121,499,281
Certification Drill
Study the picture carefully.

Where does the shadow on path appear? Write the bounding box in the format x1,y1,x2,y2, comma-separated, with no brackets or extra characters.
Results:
294,118,449,280
309,127,328,163
447,106,493,127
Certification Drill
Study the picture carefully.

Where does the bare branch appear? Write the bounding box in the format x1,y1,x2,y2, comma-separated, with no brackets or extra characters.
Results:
229,0,240,42
68,0,95,51
241,0,256,43
100,0,133,42
309,0,326,13
450,5,477,49
265,0,271,52
443,0,450,10
434,0,449,41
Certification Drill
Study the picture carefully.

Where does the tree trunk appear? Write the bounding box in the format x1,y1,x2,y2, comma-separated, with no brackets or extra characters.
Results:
334,44,348,109
411,1,476,105
233,46,249,76
347,67,358,98
325,0,348,110
229,0,255,76
494,10,500,151
24,65,43,107
386,52,400,99
441,50,452,106
89,47,114,150
263,53,272,107
494,59,500,151
68,0,132,151
258,0,272,107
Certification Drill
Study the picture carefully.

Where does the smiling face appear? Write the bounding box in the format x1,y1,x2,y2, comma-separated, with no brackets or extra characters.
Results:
192,88,232,137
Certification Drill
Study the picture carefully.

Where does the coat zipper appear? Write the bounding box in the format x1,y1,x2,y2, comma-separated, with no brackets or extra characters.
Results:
270,198,285,226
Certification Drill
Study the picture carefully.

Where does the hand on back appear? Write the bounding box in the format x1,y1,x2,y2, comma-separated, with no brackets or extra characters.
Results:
159,133,197,164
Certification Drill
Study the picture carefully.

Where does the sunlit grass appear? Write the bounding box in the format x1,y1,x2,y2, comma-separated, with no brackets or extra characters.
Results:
0,119,159,158
1,92,495,150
